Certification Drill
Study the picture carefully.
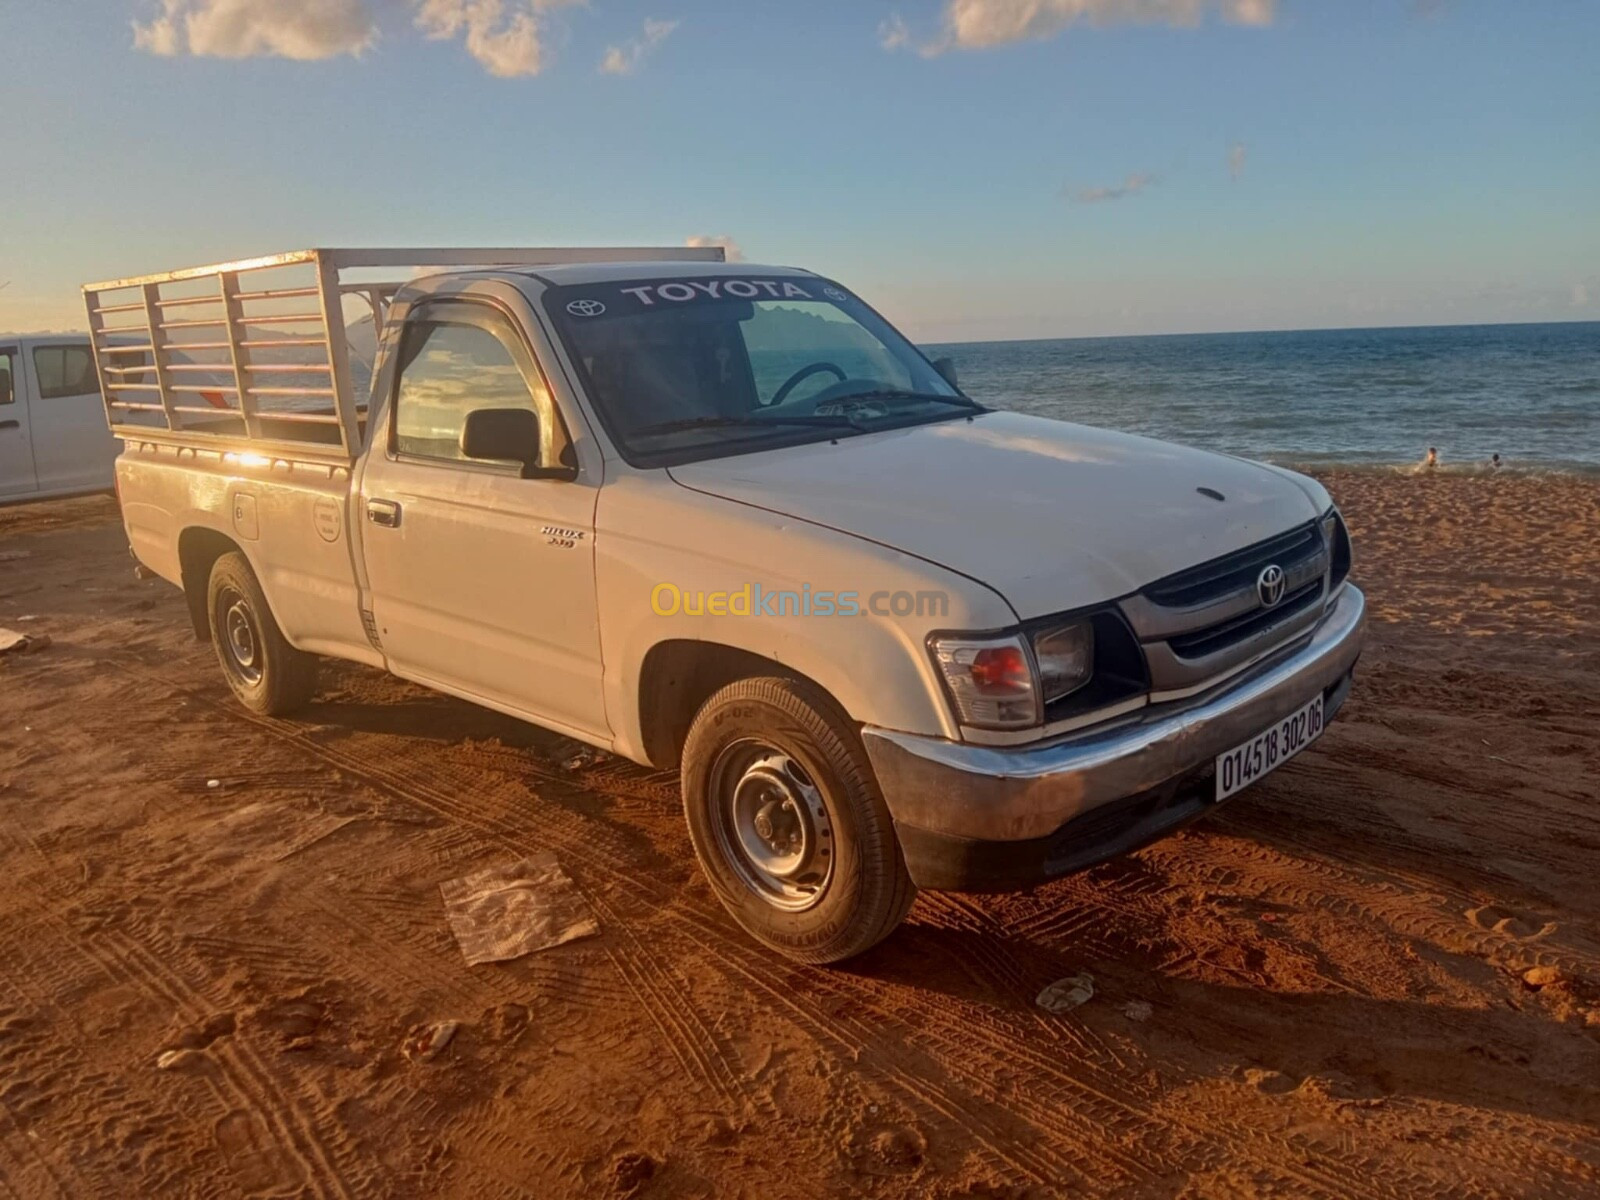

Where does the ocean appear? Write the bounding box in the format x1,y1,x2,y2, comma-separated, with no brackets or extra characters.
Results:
927,321,1600,476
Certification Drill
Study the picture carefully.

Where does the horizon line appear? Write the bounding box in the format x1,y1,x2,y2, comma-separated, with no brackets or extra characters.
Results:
919,316,1600,347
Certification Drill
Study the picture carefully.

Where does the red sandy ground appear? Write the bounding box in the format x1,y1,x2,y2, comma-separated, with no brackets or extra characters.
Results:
0,472,1597,1198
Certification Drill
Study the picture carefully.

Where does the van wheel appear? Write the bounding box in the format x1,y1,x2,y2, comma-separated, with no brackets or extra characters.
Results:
681,676,916,963
206,551,318,716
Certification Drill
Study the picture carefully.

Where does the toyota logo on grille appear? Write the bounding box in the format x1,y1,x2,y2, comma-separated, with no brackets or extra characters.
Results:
566,299,606,317
1257,563,1287,608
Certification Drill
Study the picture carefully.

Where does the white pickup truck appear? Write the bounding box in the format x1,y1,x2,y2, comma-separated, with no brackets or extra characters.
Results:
1,334,124,502
85,247,1364,963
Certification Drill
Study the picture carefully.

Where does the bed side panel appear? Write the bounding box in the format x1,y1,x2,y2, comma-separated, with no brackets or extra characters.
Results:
116,440,379,665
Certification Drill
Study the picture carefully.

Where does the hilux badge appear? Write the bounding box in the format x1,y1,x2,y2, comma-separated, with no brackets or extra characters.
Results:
1257,564,1287,608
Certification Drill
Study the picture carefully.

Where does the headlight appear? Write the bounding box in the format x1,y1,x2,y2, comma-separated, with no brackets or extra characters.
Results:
930,633,1041,730
1032,621,1093,703
931,620,1096,730
1321,505,1353,590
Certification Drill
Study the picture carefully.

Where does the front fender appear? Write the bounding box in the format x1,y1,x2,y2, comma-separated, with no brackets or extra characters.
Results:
595,472,1015,762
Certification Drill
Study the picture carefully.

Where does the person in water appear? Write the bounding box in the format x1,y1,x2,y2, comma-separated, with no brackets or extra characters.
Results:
1423,447,1439,469
1491,453,1503,470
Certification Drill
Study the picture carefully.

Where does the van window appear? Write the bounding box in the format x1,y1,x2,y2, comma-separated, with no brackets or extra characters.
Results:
392,310,559,466
33,344,99,400
0,350,15,405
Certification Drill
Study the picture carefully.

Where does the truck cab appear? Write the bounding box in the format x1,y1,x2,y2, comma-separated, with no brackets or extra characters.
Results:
0,334,122,502
85,248,1365,963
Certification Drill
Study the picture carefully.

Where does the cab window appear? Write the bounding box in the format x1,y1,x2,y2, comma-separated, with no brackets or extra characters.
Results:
391,307,564,468
0,350,15,406
32,344,98,400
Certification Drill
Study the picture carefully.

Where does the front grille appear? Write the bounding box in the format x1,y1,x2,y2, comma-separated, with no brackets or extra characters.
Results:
1120,520,1333,691
1145,522,1323,608
1167,578,1322,659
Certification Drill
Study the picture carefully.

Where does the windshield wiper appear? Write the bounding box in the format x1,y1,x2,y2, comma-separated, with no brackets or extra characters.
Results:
831,389,986,412
631,413,866,438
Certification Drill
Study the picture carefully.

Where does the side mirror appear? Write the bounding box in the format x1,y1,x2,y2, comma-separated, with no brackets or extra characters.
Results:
460,407,575,480
932,357,959,389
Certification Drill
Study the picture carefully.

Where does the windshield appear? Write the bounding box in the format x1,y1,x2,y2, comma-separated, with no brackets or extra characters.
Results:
542,275,976,465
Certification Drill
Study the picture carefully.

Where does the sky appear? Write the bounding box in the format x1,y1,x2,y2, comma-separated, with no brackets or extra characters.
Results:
2,0,1597,342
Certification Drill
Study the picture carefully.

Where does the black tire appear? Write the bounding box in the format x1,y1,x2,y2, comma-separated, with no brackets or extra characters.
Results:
206,551,318,716
681,676,916,963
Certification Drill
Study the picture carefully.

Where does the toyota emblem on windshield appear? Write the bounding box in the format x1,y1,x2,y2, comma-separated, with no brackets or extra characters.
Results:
566,299,606,317
1257,563,1287,608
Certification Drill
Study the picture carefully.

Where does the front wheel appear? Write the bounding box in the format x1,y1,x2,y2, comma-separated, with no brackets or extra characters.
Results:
206,551,318,716
681,676,916,963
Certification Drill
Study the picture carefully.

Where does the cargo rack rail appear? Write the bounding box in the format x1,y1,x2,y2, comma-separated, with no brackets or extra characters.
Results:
82,246,726,463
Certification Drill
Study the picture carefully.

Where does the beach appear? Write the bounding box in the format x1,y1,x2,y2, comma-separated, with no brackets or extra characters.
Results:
0,471,1597,1197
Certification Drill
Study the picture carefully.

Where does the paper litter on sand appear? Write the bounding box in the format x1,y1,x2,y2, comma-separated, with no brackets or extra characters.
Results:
440,852,599,965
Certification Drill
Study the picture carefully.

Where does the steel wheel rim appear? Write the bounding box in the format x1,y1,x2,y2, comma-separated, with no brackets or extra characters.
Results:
709,740,834,912
217,588,263,686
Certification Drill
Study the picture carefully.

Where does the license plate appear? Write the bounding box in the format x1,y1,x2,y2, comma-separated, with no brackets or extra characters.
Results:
1214,693,1325,802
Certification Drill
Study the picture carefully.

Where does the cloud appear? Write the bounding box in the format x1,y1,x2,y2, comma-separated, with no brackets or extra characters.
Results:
878,14,912,51
686,235,744,262
1222,0,1274,24
884,0,1276,55
1227,140,1247,180
133,0,377,60
1573,283,1593,308
599,17,678,75
415,0,581,78
132,0,583,75
1070,172,1156,204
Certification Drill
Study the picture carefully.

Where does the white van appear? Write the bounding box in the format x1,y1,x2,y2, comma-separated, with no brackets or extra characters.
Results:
0,335,123,502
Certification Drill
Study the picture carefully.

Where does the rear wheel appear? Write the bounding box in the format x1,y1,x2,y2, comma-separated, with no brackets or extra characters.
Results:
206,551,318,716
681,676,916,963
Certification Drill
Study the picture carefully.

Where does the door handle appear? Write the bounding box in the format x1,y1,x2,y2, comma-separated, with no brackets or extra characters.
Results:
0,420,18,431
366,498,402,528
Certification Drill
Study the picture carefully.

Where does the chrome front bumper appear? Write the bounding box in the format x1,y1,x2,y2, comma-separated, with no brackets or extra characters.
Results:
862,585,1366,888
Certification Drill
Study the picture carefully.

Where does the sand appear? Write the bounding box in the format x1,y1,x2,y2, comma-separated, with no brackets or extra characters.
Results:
0,474,1597,1198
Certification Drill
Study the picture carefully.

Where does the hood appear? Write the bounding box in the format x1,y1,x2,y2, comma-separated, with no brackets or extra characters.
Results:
668,411,1325,620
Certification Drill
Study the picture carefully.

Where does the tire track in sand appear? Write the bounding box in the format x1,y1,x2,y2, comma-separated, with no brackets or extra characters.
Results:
105,654,1591,1198
106,656,761,1124
92,927,363,1200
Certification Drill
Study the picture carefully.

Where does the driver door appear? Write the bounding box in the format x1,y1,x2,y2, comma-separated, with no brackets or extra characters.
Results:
359,299,609,741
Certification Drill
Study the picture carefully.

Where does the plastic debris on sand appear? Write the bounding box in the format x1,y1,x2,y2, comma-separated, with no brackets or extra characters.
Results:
440,852,599,965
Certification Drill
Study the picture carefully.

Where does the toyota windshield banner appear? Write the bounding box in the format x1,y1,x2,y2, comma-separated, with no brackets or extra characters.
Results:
547,276,858,321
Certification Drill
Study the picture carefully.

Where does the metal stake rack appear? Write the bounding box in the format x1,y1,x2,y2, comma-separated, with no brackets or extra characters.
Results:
82,246,725,463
